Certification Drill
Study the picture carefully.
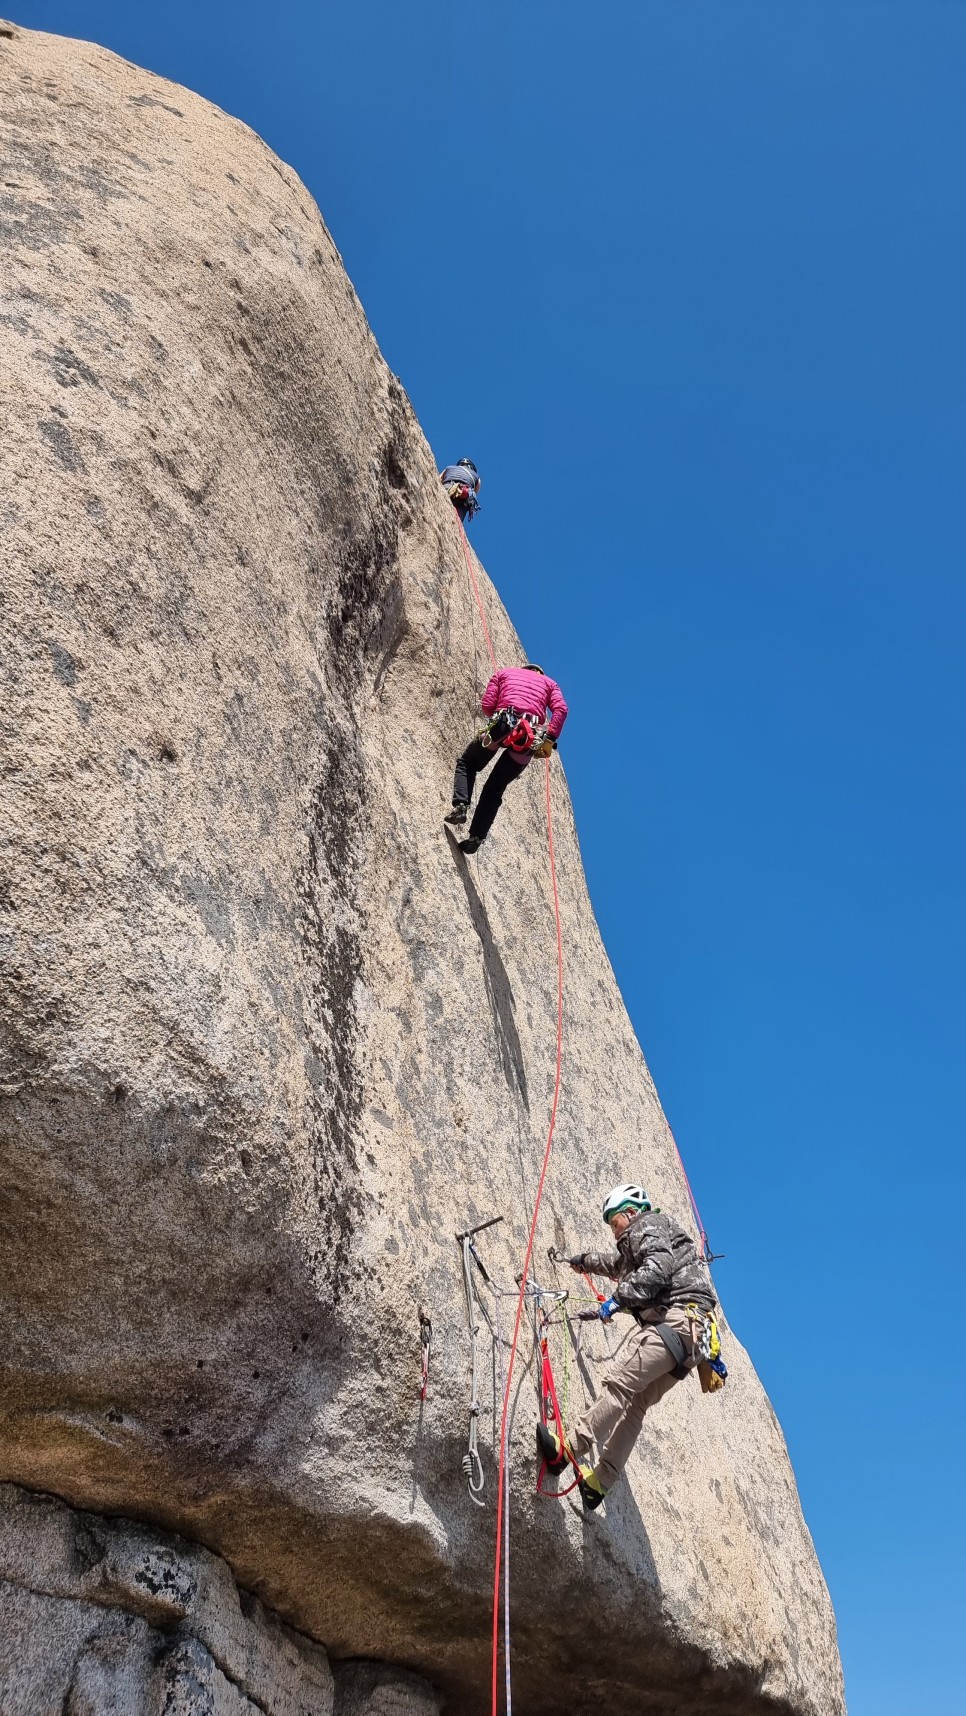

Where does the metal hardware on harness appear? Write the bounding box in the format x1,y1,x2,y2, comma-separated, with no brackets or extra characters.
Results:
478,707,541,755
418,1309,432,1402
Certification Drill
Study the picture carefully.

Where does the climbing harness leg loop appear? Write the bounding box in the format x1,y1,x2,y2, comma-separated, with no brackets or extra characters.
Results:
654,1320,690,1380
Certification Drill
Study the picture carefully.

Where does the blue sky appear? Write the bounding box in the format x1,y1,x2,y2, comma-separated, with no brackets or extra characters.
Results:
14,3,966,1710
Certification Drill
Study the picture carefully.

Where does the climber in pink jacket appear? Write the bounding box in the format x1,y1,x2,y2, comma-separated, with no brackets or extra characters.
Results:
444,664,568,854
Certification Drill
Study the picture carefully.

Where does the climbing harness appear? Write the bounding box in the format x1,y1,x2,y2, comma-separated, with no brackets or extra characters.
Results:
418,1309,432,1402
504,712,542,754
458,1216,504,1506
654,1320,691,1380
448,480,481,519
478,707,543,755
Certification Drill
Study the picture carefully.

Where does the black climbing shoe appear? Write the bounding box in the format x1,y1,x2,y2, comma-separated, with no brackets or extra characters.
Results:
444,803,468,826
536,1422,567,1473
578,1472,607,1512
459,836,482,855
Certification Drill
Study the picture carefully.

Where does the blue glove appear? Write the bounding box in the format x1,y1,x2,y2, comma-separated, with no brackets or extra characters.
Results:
598,1296,620,1322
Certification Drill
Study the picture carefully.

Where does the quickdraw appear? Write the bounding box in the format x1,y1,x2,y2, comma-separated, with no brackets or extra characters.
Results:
458,1216,505,1507
547,1244,605,1307
418,1309,432,1402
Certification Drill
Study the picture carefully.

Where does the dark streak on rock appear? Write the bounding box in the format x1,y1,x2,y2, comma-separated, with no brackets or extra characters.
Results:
47,640,78,686
128,92,184,118
450,840,530,1111
38,417,85,473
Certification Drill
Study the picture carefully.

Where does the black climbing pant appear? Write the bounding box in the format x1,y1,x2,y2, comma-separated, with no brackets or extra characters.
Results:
453,739,528,841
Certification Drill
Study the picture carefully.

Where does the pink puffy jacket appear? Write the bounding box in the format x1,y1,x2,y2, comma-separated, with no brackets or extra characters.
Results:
480,667,569,744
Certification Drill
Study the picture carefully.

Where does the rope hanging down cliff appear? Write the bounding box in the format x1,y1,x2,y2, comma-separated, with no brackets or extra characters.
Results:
448,503,717,1711
488,752,564,1716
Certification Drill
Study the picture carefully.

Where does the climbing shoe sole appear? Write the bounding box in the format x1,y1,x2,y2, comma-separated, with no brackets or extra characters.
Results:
578,1475,607,1512
535,1422,567,1473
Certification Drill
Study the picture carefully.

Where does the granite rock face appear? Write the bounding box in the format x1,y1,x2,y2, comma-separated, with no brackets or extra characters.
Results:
0,1481,335,1716
0,18,845,1716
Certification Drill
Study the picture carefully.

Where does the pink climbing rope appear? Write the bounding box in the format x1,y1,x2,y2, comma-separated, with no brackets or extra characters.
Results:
667,1123,713,1261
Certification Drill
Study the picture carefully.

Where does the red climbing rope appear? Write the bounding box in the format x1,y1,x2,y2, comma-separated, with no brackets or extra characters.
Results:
449,494,712,1707
456,514,498,674
490,756,564,1716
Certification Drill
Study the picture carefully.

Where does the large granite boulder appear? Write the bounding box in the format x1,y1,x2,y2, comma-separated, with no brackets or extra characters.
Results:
0,18,844,1715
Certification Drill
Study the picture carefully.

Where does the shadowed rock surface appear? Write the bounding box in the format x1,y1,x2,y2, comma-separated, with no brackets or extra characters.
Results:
0,18,845,1716
0,1482,338,1715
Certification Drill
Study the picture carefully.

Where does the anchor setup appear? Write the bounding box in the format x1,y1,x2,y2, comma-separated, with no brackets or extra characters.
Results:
455,1218,605,1509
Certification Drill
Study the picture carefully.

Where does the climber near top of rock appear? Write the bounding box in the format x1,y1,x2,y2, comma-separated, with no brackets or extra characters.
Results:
537,1184,718,1512
439,457,481,523
444,663,569,854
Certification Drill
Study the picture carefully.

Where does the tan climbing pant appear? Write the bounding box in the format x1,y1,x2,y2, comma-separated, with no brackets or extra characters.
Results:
568,1304,696,1492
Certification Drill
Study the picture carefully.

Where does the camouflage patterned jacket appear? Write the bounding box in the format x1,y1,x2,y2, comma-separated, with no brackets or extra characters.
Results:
581,1209,715,1321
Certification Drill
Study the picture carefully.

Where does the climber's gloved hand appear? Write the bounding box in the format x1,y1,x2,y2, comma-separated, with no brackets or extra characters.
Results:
567,1254,587,1274
598,1296,620,1322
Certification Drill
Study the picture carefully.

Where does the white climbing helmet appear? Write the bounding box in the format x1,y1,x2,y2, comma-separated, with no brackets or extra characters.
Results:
602,1183,652,1223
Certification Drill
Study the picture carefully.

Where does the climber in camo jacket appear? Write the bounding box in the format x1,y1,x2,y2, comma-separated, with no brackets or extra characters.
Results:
537,1183,716,1511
